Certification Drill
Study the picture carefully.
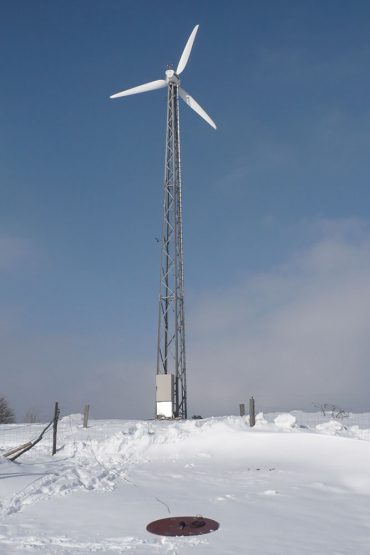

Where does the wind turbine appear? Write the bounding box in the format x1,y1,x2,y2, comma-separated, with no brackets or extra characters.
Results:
110,25,216,419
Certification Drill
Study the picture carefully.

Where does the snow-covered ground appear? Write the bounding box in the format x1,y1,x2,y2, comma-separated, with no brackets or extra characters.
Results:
1,412,370,554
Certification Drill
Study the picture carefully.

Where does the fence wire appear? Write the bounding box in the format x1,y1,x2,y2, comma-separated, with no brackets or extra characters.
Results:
0,423,49,451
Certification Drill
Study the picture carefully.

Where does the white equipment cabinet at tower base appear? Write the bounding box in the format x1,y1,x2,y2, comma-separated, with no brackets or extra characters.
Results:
156,374,174,418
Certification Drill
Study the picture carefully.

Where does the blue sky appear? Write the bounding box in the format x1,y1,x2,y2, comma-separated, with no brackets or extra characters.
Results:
1,1,370,420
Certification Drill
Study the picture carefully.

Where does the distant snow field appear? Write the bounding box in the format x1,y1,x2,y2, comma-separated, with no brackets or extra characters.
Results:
1,412,370,554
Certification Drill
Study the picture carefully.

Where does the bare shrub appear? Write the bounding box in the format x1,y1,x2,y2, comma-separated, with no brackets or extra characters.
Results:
314,403,349,419
0,396,16,424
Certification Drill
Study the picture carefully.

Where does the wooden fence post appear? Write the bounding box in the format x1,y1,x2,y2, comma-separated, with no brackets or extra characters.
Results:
83,404,90,428
52,401,60,455
249,396,255,427
239,403,245,417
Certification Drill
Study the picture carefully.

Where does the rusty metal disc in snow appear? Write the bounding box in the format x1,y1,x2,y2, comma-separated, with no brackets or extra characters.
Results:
146,516,219,537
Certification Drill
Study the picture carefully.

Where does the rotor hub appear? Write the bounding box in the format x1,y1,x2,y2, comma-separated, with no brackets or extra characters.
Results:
165,69,180,85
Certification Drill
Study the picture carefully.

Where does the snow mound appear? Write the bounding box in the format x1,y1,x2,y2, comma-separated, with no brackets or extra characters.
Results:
60,414,84,426
274,413,297,429
348,425,370,441
316,420,345,435
255,412,268,425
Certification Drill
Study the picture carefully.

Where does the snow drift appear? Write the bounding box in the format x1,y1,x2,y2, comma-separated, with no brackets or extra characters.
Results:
0,413,370,554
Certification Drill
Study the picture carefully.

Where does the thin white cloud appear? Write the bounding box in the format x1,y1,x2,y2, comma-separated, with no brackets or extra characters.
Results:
187,219,370,415
2,221,370,420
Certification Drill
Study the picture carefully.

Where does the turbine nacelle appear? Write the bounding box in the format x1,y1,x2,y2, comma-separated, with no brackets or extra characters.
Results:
165,69,180,85
110,25,216,130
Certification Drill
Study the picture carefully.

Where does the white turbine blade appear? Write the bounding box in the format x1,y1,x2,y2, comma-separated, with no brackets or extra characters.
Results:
179,87,217,129
110,79,166,99
176,25,199,75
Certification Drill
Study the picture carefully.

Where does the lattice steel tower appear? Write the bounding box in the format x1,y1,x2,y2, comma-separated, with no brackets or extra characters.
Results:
110,25,216,419
156,78,187,417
